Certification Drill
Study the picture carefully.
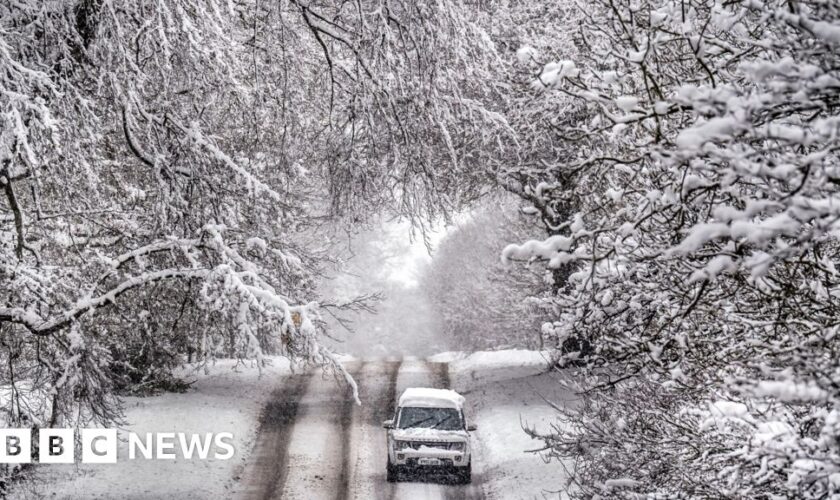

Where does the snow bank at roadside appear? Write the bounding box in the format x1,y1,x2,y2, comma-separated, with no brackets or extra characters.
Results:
471,372,571,500
435,349,571,499
426,351,467,363
13,357,291,500
442,349,551,393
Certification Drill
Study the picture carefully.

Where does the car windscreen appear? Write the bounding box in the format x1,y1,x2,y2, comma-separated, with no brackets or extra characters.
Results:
397,406,463,431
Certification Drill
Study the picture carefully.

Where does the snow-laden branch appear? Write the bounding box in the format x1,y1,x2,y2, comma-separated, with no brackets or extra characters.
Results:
0,269,207,336
502,0,840,496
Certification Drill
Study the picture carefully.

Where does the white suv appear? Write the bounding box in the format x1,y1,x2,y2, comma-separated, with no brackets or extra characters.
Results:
382,387,475,484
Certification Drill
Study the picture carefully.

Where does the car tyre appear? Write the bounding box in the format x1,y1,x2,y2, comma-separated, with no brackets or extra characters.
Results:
386,460,399,483
458,463,472,484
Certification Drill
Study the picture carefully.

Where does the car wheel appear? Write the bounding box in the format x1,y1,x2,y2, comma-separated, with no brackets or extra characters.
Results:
458,463,472,484
386,460,398,483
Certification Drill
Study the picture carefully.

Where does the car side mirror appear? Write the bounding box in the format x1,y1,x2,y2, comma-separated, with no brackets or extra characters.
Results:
467,424,477,431
382,419,394,429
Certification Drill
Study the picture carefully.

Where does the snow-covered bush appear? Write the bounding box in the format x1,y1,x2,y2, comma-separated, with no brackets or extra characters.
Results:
503,0,840,496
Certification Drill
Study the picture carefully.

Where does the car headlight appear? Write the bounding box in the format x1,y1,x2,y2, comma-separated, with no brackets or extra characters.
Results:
394,440,411,451
450,442,465,452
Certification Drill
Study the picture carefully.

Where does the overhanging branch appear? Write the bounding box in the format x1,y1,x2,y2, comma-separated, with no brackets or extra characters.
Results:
0,268,208,337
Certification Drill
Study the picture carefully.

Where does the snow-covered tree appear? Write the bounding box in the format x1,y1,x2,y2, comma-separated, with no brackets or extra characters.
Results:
0,0,509,433
502,0,840,496
421,198,550,350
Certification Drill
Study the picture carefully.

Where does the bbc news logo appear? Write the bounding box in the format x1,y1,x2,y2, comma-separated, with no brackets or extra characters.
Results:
1,429,235,463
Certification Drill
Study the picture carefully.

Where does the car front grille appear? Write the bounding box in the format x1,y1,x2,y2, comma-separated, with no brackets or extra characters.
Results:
406,441,453,450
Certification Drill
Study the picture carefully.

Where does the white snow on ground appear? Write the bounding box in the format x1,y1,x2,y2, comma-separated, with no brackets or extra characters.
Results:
262,366,352,500
448,349,573,500
12,358,291,500
448,349,551,392
12,350,571,499
425,351,467,363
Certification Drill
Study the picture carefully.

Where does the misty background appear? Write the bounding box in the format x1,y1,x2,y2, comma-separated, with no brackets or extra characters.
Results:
320,218,449,357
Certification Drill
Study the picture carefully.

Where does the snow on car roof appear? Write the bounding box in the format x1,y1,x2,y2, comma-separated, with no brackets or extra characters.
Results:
398,387,465,409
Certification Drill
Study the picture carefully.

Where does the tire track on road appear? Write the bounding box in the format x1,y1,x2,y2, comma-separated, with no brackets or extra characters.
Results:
383,361,402,424
337,362,367,500
240,373,310,500
241,362,366,500
367,361,402,500
428,361,451,391
247,360,468,500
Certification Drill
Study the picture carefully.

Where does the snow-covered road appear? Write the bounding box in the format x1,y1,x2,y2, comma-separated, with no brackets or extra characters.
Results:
238,359,483,500
24,350,566,499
